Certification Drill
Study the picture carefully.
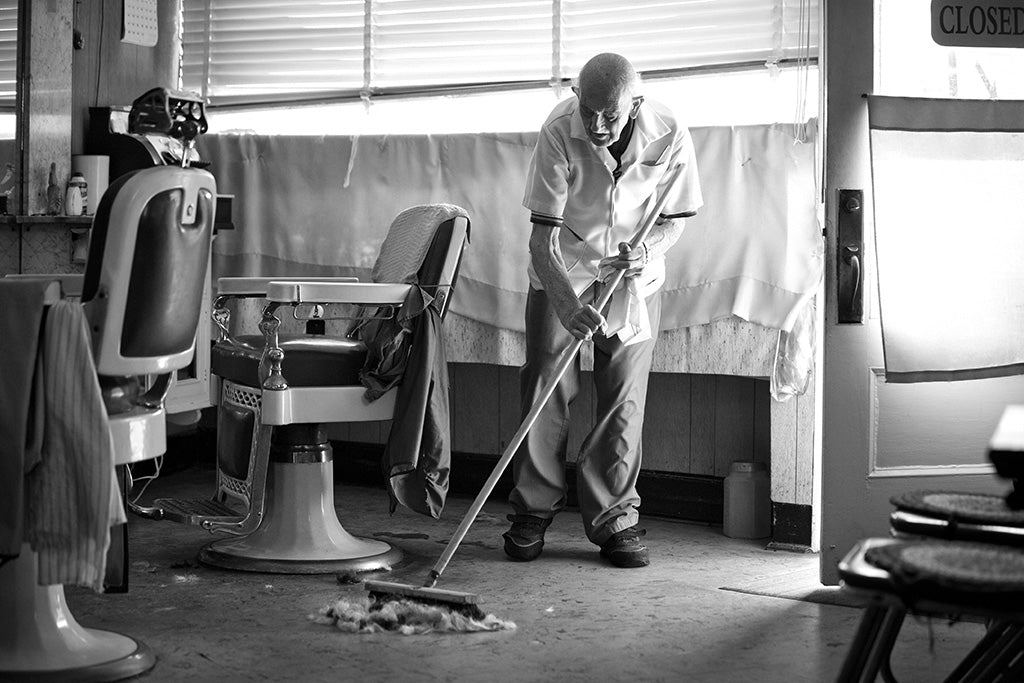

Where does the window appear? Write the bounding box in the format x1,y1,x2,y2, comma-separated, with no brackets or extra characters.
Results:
876,0,1024,99
0,0,16,109
869,1,1024,381
183,0,818,107
205,65,818,134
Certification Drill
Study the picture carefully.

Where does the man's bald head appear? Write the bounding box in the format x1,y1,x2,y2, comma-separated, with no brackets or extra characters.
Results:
574,53,643,148
578,53,641,104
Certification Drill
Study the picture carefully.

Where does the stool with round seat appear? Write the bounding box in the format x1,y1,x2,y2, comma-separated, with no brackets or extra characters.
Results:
836,406,1024,683
888,490,1024,547
837,537,1024,683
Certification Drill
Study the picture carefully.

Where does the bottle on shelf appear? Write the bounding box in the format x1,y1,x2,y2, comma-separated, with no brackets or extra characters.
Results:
45,162,62,215
65,172,86,216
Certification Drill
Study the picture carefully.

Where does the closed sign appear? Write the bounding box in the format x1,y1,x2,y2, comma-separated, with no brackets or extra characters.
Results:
932,0,1024,47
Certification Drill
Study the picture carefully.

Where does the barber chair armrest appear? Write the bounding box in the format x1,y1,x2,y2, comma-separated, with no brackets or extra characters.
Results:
213,277,366,344
4,274,83,298
216,276,359,298
265,281,412,306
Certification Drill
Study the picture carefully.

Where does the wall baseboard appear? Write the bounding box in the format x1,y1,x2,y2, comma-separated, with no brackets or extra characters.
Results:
771,501,813,549
169,433,811,548
332,440,726,525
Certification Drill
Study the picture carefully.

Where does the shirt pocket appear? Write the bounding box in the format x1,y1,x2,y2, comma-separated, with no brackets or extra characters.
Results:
639,144,671,168
628,155,670,206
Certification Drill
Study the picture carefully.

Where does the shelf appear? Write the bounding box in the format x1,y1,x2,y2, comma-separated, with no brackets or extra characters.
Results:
5,203,233,231
4,215,93,226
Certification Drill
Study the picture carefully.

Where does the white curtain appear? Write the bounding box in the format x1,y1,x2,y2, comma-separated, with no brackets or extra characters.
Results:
869,95,1024,382
201,122,822,338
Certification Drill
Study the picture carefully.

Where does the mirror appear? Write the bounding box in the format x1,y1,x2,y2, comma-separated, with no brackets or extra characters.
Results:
16,0,72,217
10,0,183,223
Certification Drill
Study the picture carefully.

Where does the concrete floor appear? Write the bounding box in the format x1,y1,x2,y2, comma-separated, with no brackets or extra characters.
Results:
64,461,988,683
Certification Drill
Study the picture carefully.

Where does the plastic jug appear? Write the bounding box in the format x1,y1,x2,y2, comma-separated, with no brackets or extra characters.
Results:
723,460,771,539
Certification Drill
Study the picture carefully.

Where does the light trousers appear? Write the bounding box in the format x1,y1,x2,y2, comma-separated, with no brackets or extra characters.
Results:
508,284,662,546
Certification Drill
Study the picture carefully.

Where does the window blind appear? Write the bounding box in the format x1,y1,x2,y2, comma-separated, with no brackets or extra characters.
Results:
560,0,816,77
181,0,366,105
0,1,17,108
372,0,552,88
182,0,817,107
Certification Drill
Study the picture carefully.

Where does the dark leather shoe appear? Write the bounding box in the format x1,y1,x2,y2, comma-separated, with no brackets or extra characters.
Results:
503,514,553,561
600,525,649,568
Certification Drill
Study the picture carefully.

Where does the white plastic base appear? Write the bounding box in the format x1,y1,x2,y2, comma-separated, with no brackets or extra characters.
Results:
0,546,155,682
199,459,402,574
109,406,166,466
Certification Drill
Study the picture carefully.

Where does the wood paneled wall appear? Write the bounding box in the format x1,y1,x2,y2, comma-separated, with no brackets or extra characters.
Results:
70,0,179,154
330,363,772,478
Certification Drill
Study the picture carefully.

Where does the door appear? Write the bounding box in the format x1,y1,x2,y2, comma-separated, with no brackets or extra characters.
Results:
819,0,1022,583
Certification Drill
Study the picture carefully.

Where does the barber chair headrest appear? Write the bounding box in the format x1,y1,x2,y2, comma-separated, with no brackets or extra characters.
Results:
82,165,216,376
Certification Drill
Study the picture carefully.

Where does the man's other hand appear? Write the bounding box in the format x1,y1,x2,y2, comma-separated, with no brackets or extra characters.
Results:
561,303,606,340
598,241,647,280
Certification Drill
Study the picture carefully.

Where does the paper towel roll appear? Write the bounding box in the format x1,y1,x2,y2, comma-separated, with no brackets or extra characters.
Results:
71,155,109,215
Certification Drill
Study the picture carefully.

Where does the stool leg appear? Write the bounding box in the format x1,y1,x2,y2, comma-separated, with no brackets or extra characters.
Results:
957,623,1024,683
838,605,906,683
861,607,906,683
945,620,1015,683
997,628,1024,682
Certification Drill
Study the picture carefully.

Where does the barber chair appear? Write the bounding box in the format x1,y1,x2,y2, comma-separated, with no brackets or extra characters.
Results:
140,205,469,573
836,406,1024,683
0,162,216,677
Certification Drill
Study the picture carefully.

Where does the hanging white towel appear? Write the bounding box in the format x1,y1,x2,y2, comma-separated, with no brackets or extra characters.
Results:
24,300,125,592
601,256,665,346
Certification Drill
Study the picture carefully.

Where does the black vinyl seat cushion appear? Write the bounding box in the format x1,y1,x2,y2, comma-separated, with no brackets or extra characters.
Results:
864,540,1024,612
891,490,1024,527
211,334,368,388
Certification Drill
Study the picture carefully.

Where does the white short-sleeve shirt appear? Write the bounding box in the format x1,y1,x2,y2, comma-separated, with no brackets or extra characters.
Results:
522,97,703,297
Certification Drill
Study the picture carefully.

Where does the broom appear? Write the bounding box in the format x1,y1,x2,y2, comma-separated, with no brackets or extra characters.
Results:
365,164,684,616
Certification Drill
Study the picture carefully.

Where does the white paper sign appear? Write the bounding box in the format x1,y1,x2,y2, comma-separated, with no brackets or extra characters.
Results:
122,0,158,47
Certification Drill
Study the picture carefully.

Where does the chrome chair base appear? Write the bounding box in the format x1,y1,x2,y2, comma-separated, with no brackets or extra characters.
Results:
198,458,403,574
0,547,156,682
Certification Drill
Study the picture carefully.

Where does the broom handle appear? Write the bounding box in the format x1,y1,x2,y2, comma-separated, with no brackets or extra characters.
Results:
425,164,684,587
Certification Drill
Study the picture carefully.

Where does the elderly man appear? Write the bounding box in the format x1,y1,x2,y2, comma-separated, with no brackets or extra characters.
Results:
505,53,703,568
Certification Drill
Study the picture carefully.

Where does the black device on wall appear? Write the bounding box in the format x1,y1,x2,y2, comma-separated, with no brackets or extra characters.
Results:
85,104,232,230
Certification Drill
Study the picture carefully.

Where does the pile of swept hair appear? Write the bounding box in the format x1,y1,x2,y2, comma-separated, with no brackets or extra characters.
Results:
311,595,516,636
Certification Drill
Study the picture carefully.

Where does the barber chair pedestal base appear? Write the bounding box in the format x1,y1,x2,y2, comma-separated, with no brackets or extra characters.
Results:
0,547,155,682
199,458,402,574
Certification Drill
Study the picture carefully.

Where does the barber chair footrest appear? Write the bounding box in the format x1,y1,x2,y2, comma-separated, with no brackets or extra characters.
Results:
152,497,243,526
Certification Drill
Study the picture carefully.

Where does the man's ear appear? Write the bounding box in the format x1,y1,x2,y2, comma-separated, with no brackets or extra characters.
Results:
630,96,644,118
571,85,580,97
